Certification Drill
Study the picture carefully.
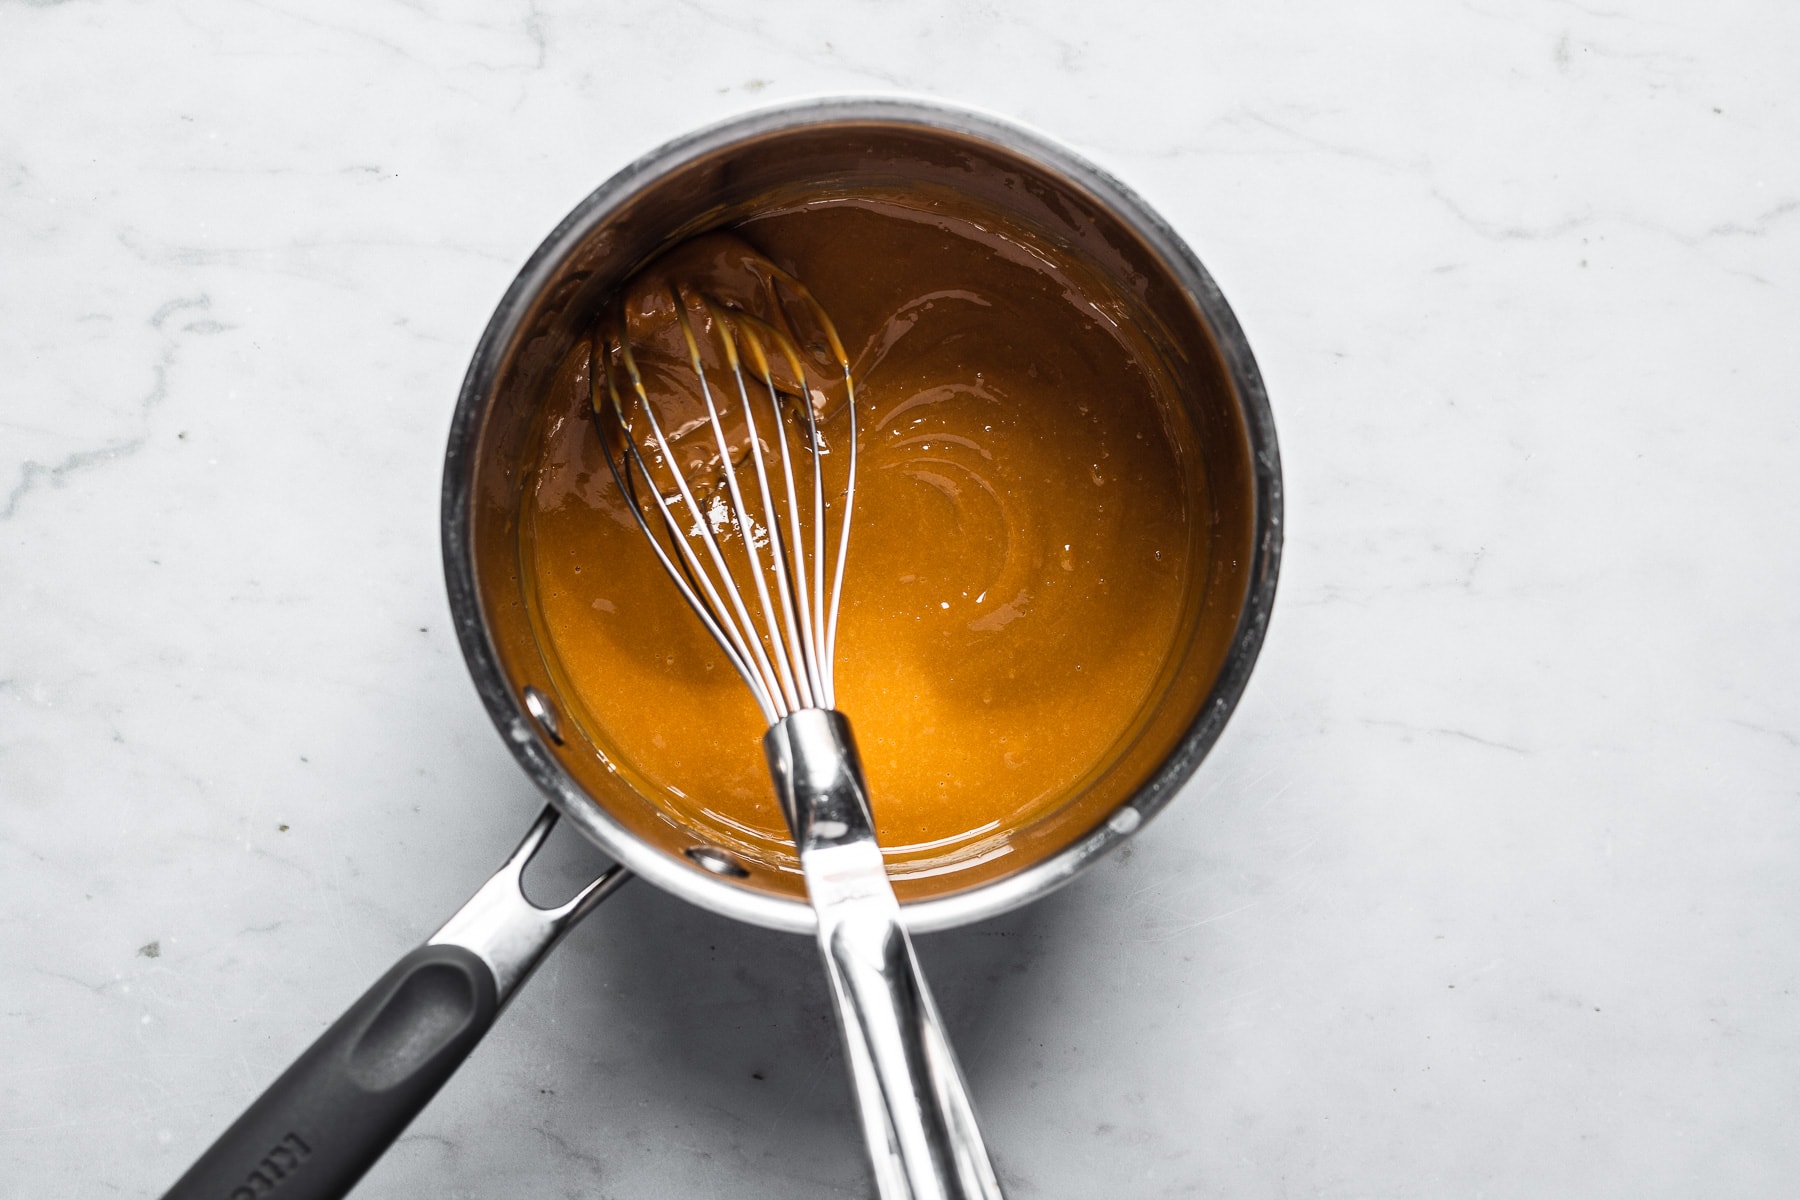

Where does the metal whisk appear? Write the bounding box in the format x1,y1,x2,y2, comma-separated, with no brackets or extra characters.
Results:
596,276,852,725
590,270,1005,1200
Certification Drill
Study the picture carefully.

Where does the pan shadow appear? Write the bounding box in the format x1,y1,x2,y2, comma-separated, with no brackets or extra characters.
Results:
512,815,1103,1196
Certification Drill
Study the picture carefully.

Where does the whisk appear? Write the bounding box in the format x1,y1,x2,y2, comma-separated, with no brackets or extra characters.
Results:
590,268,1005,1200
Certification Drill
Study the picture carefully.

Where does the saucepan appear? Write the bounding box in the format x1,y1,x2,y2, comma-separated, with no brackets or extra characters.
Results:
161,97,1282,1200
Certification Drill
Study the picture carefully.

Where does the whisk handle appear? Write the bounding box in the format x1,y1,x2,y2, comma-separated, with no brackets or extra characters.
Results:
766,711,1005,1200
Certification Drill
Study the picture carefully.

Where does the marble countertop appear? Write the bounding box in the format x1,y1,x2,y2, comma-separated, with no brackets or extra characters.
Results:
5,2,1797,1197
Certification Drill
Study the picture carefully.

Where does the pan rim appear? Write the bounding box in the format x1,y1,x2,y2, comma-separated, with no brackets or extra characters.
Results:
440,95,1283,934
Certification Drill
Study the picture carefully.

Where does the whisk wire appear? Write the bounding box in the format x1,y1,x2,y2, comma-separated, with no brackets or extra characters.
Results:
739,293,835,708
594,275,855,723
675,291,811,714
733,314,826,707
593,393,776,722
598,333,782,723
772,274,856,708
634,313,792,714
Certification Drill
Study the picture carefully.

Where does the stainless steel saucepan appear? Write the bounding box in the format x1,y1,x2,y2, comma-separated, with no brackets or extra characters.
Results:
160,97,1282,1200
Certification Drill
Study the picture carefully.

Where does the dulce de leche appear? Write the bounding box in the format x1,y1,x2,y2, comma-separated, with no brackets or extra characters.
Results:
520,188,1207,883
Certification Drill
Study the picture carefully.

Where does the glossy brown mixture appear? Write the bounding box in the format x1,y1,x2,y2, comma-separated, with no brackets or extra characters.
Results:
522,191,1202,880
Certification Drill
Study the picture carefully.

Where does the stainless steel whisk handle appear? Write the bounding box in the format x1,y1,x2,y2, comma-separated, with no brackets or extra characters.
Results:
764,711,1005,1200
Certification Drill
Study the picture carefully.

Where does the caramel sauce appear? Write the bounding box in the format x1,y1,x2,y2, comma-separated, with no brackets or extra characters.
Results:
522,192,1202,881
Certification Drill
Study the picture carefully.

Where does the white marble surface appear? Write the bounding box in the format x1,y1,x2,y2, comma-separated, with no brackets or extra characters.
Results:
4,1,1798,1196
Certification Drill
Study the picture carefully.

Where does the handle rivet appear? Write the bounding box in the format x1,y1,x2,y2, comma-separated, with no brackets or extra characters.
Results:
685,846,750,878
522,686,564,745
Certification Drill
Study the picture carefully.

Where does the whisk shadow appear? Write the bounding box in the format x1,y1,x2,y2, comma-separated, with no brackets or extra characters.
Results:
522,823,1100,1186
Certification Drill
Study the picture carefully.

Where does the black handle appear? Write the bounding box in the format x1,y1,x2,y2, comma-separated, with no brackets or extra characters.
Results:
162,943,499,1200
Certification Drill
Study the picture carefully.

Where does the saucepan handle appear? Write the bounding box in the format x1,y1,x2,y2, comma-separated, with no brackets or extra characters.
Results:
160,807,627,1200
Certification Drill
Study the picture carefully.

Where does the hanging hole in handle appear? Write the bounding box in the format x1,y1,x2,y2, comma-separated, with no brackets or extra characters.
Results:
523,686,564,745
685,846,751,878
519,809,619,908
